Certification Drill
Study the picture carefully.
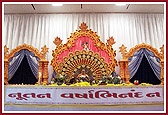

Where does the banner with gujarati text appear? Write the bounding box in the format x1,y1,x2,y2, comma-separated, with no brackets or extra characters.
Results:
5,87,163,104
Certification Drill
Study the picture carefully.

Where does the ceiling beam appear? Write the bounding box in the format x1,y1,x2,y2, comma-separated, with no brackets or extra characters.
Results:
31,4,36,10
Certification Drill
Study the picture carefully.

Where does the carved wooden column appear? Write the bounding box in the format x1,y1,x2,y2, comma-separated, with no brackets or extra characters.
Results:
119,60,130,84
125,61,130,84
37,61,43,84
39,45,49,84
119,44,130,83
4,61,9,85
160,45,164,85
160,60,164,85
43,61,49,84
118,61,125,81
4,45,9,85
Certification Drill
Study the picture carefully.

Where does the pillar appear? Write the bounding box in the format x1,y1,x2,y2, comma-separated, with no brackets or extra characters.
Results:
37,61,43,84
118,61,125,81
125,61,130,84
160,60,164,85
43,61,49,84
4,61,9,85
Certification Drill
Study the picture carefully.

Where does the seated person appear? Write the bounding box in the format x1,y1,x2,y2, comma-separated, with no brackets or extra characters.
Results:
77,69,89,78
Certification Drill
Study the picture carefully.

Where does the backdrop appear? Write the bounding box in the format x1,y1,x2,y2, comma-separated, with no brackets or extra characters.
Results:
4,13,164,82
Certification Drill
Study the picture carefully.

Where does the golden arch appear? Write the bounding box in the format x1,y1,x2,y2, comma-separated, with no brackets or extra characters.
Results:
122,43,163,61
4,43,48,61
56,50,111,80
4,44,49,85
51,22,118,74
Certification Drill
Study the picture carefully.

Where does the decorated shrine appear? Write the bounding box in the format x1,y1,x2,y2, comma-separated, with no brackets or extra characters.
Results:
4,22,164,111
3,3,165,110
51,22,118,82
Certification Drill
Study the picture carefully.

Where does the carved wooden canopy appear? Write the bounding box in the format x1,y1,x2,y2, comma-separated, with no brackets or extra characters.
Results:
119,43,164,85
4,43,49,61
58,50,111,80
4,43,49,85
119,43,164,61
51,22,118,79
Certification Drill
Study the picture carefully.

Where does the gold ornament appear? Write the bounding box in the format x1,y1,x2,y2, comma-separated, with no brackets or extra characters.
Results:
79,22,88,32
107,36,116,46
40,45,49,60
51,22,118,79
160,45,164,60
53,36,62,46
119,44,127,60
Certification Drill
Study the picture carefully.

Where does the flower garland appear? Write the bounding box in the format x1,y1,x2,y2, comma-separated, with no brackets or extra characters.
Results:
48,72,152,86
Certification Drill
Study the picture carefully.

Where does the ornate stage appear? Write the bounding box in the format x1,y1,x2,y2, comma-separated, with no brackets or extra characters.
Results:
4,85,164,111
3,22,165,111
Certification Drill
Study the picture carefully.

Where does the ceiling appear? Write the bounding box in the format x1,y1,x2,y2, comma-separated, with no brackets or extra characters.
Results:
4,3,164,14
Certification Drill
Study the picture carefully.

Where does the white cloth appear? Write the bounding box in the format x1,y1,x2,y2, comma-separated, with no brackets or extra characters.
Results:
4,13,164,82
79,75,87,78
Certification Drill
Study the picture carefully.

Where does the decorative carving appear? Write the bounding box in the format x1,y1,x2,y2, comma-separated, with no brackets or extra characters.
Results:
55,50,111,80
4,61,9,85
118,60,131,84
42,61,49,84
37,61,43,85
4,45,9,60
107,36,116,46
4,44,49,85
125,61,130,84
119,43,164,85
160,45,164,55
4,44,48,61
160,45,164,60
118,61,125,81
160,61,164,85
53,36,62,46
51,22,118,75
40,45,49,60
79,22,88,31
123,43,163,60
119,44,127,60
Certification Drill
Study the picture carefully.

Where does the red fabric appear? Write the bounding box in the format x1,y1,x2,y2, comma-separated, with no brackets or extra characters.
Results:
58,36,110,63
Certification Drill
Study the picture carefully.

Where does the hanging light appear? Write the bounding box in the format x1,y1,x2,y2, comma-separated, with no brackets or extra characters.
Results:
115,3,127,6
52,3,63,6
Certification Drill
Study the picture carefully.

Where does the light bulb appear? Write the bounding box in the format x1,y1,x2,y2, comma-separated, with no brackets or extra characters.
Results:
52,3,63,6
115,3,127,6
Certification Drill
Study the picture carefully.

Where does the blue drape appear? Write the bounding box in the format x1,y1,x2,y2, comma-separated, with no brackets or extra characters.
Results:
8,49,40,81
129,55,161,84
128,48,161,81
8,55,38,84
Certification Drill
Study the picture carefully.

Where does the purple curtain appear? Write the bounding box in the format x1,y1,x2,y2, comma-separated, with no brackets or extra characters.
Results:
8,49,40,81
128,48,161,81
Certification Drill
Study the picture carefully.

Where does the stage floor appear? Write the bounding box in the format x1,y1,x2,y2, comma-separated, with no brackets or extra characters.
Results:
4,85,164,111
